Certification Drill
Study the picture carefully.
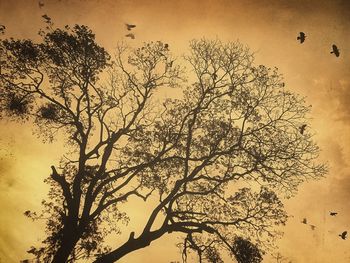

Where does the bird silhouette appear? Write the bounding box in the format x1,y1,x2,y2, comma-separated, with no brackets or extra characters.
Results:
0,25,5,35
299,124,307,135
331,44,340,57
339,231,347,240
310,225,316,230
297,32,306,43
125,33,135,39
330,212,338,216
38,1,44,8
125,23,136,31
167,60,174,68
302,218,307,224
42,14,51,23
164,43,169,50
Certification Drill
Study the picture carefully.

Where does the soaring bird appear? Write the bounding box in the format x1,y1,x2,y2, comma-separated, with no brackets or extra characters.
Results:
302,218,307,224
330,212,338,216
0,25,5,35
42,14,51,23
38,1,44,8
297,32,306,43
125,23,136,31
125,33,135,39
331,44,340,57
299,124,307,135
310,225,316,230
167,60,174,68
339,231,347,240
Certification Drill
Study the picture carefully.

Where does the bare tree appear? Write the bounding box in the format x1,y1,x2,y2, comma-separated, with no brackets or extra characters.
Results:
0,22,326,263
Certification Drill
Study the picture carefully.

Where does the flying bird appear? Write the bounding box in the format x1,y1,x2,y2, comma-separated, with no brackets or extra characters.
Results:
125,33,135,39
297,32,306,43
339,231,347,240
42,14,51,23
167,60,174,68
330,212,338,216
125,23,136,31
299,124,307,135
310,225,316,230
38,1,44,8
302,218,307,224
0,24,5,35
331,44,340,57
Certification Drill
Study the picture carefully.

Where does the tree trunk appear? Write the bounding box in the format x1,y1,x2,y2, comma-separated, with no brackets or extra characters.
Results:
51,226,80,263
94,230,165,263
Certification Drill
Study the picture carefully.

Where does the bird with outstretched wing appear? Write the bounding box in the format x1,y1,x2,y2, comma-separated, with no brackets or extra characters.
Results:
299,124,307,135
331,44,340,57
339,231,347,240
297,32,306,43
125,23,136,31
125,33,135,39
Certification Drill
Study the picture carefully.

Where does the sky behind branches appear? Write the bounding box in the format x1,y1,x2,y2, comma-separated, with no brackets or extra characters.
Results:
0,0,350,262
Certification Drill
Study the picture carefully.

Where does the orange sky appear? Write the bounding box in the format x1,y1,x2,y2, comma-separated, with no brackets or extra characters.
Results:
1,0,350,262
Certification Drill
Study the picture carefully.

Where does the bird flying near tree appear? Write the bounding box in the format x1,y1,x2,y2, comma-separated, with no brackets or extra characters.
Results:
331,44,340,57
297,32,306,43
299,124,307,135
125,33,135,39
125,23,136,31
339,231,347,240
0,25,5,35
330,212,338,216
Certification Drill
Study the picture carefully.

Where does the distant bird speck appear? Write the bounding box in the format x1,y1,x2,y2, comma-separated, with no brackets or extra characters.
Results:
0,24,5,35
125,23,136,31
42,14,51,22
339,231,347,240
125,33,135,39
297,32,306,43
310,225,316,230
331,44,340,57
167,60,174,68
302,218,307,224
164,43,169,50
299,124,307,135
38,1,44,8
330,212,338,216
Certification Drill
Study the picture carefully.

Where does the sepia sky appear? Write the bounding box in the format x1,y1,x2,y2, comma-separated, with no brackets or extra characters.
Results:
0,0,350,262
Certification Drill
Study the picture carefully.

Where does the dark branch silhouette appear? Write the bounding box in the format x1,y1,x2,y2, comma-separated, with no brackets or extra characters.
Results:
0,24,326,263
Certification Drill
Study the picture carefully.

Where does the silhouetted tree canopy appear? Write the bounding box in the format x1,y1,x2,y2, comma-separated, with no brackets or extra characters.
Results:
0,22,326,263
231,237,263,263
